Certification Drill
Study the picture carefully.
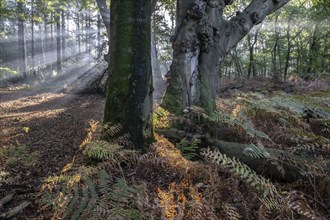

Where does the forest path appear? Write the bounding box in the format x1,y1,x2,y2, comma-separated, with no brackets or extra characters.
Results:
0,63,105,219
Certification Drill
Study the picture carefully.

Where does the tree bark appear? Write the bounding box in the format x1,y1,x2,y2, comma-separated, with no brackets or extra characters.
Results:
61,11,66,59
97,13,101,49
247,25,261,78
95,0,110,63
162,0,290,114
31,0,35,74
56,12,62,73
103,0,153,152
76,11,81,54
95,0,110,38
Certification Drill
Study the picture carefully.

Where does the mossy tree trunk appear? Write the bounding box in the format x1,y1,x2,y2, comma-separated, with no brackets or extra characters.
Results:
103,0,152,152
162,0,290,115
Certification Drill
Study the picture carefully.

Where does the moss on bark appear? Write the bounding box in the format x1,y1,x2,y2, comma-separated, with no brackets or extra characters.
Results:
103,0,152,152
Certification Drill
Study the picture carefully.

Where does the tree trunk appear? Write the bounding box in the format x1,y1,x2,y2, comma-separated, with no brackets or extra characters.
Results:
76,11,81,54
162,0,290,115
61,11,66,60
43,15,49,67
85,13,88,52
31,0,35,74
17,1,27,79
95,0,110,38
97,13,101,49
56,12,62,73
39,24,46,67
50,12,54,71
247,25,260,78
284,16,292,80
95,0,110,62
103,0,153,152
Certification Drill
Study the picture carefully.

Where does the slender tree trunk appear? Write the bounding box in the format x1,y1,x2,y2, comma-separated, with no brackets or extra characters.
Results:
39,24,46,67
76,11,81,54
247,25,260,78
61,11,66,60
44,15,49,67
307,27,319,76
97,13,101,49
284,16,292,80
271,14,280,81
103,0,152,152
85,13,88,52
17,1,27,78
162,0,290,115
31,0,35,74
51,12,54,70
88,10,91,53
0,18,4,66
56,12,62,73
95,0,110,63
152,13,166,104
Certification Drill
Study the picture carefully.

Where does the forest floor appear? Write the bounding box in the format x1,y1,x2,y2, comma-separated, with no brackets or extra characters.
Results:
0,72,330,219
0,60,106,219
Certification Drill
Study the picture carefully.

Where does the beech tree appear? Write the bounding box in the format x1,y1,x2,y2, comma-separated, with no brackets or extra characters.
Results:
101,0,291,150
103,0,153,152
162,0,291,114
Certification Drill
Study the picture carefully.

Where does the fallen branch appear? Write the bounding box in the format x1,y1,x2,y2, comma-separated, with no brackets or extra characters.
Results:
0,201,31,219
0,193,15,209
156,129,329,183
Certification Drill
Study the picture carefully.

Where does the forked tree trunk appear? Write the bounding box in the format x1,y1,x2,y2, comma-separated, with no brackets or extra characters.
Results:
103,0,153,152
162,0,290,115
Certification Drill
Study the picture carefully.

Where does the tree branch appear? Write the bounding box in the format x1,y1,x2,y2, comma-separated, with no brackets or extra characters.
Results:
224,0,291,54
95,0,110,37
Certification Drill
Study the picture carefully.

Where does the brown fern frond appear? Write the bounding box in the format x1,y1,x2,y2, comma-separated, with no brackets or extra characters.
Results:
287,191,325,220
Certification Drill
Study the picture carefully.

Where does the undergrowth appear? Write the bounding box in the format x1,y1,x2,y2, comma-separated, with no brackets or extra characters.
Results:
41,91,330,219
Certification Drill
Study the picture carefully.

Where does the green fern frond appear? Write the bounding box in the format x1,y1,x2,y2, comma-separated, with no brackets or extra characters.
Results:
176,138,200,160
44,170,148,220
209,110,271,140
83,141,139,165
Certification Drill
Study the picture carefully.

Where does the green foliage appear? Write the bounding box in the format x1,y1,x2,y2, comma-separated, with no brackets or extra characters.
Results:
209,110,271,140
176,138,200,160
1,145,39,167
153,106,170,129
43,170,148,220
0,67,17,80
83,140,139,166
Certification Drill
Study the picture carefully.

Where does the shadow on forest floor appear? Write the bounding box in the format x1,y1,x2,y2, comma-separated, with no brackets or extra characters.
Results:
0,62,106,218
